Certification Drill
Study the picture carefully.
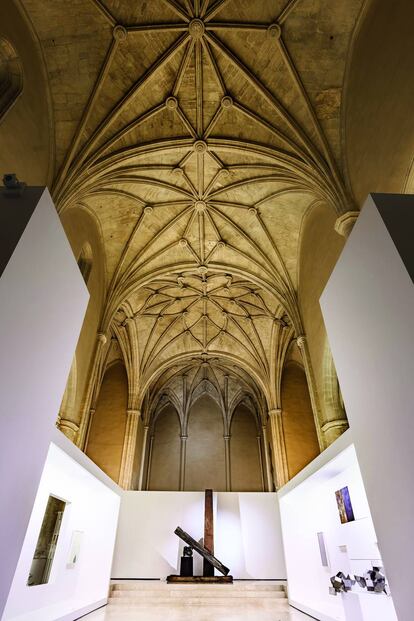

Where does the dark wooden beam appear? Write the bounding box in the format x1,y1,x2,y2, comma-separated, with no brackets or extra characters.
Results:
174,526,230,576
203,489,214,576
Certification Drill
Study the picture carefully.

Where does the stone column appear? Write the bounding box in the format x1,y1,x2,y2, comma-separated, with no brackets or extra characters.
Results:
256,434,265,491
296,335,325,450
261,424,273,491
268,408,289,489
137,425,149,491
334,210,359,238
77,332,107,450
83,408,95,450
297,334,349,449
179,434,188,491
224,435,231,491
118,409,140,489
145,433,154,490
56,418,79,443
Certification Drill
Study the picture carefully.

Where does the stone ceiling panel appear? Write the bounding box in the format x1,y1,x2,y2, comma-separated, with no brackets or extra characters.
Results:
21,0,365,405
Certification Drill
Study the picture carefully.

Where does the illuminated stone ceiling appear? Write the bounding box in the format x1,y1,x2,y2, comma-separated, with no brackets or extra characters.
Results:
24,0,364,414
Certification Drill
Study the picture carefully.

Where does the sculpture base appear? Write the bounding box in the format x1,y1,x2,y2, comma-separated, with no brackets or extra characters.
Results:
180,556,193,577
167,575,234,584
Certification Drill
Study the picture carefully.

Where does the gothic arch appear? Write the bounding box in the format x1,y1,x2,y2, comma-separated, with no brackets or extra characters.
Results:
77,242,93,286
0,37,23,123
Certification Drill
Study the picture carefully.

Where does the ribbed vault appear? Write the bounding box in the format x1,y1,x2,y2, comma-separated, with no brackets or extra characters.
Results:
14,0,366,473
33,0,363,416
147,359,264,436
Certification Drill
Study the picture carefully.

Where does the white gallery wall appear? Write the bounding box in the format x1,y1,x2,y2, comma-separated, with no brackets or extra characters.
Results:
320,194,414,621
112,491,286,580
2,431,121,621
0,187,89,616
215,493,286,579
278,433,397,621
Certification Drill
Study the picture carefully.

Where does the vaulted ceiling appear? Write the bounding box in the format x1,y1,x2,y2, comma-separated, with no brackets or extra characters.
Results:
23,0,365,418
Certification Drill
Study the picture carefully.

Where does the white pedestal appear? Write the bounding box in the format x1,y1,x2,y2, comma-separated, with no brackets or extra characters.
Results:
0,187,89,616
342,591,398,621
320,193,414,621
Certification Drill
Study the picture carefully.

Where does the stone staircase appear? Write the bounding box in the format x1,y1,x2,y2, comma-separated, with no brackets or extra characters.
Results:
108,580,287,610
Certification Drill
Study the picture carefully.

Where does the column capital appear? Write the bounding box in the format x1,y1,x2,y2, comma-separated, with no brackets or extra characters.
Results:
58,418,80,442
97,332,107,345
268,408,282,417
334,210,359,238
126,408,140,417
223,435,231,441
180,434,188,440
58,418,80,432
296,334,307,349
321,419,349,433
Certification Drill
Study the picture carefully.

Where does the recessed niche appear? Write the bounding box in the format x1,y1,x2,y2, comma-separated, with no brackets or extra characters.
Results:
27,495,66,586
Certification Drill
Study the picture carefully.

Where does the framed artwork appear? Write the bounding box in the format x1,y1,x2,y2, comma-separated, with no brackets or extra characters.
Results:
67,530,83,568
335,486,355,524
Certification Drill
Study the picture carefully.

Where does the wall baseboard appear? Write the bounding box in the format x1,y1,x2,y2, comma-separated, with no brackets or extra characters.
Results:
289,600,338,621
58,599,108,621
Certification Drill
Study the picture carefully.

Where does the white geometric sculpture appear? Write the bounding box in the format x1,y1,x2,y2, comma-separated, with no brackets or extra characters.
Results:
0,184,89,616
321,193,414,621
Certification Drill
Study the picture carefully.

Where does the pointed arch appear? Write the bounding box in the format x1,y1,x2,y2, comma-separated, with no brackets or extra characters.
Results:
0,37,23,122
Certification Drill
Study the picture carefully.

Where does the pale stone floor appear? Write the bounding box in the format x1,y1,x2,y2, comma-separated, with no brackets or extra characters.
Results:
81,603,314,621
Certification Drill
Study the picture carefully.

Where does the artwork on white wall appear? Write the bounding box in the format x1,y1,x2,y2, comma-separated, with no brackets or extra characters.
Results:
335,486,355,524
317,532,329,567
67,530,83,568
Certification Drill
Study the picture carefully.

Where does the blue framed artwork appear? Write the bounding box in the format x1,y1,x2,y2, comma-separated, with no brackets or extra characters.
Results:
335,486,355,524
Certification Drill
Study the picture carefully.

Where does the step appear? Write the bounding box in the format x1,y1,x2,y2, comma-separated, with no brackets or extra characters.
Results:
111,581,285,592
108,596,287,608
110,589,286,599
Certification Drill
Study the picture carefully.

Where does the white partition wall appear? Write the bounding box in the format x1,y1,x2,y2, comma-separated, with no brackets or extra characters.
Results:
112,491,286,580
2,430,121,621
278,432,397,621
320,194,414,621
215,493,286,579
0,187,89,616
